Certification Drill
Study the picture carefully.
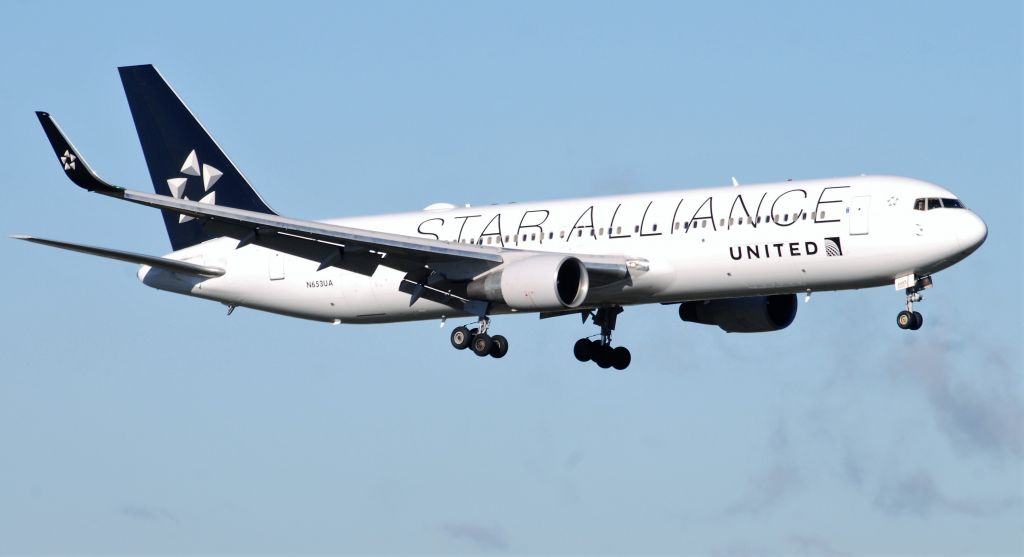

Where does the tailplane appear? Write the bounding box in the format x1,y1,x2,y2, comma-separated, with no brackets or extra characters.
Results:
118,64,276,250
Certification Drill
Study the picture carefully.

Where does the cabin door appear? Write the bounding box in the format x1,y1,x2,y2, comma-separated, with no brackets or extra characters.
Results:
849,196,871,235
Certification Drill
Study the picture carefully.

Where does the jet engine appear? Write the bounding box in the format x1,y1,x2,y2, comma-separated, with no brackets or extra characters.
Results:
467,254,589,311
679,294,797,333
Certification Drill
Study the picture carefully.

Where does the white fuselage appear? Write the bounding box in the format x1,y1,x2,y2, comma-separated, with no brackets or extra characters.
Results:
138,175,987,324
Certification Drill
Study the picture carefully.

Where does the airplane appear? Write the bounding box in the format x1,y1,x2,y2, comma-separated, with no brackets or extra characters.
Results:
17,65,988,371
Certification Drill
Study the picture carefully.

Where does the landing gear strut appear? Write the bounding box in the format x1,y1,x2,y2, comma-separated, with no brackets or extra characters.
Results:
573,306,631,370
451,317,508,358
896,275,931,331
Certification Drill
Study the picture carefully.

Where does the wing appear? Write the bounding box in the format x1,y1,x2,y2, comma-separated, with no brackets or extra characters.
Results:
35,112,631,287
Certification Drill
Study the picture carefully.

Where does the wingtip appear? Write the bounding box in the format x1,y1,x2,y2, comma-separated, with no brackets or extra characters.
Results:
35,111,49,117
11,234,32,240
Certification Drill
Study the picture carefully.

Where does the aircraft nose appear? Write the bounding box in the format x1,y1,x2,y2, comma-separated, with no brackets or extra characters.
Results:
957,212,988,253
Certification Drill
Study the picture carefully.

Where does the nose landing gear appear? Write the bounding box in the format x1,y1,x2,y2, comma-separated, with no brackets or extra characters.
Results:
896,275,932,331
451,317,508,358
573,306,631,370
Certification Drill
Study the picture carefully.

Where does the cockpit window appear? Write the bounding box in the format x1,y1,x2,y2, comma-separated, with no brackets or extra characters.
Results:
913,197,966,211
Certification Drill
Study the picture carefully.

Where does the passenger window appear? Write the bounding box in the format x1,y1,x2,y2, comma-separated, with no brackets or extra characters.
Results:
674,222,680,230
530,233,536,241
738,218,743,225
652,224,658,232
577,230,583,237
598,228,604,236
634,225,640,233
548,232,553,240
616,226,622,234
559,231,565,239
702,220,707,228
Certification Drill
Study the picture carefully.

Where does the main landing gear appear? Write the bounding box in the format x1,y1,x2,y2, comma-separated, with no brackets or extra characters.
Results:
450,317,509,358
573,306,631,370
896,275,932,331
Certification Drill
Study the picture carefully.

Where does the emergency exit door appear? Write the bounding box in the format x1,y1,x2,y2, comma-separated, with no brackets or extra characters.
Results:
268,252,285,280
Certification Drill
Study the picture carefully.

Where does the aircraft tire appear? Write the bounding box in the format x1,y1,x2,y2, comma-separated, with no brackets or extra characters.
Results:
490,335,509,358
472,333,493,357
910,311,924,330
451,326,472,349
573,338,592,362
896,311,914,330
611,346,631,371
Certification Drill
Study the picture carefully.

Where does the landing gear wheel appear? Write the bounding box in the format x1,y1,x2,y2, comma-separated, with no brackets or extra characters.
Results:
611,346,631,370
573,338,593,362
594,345,613,369
910,311,924,330
897,311,914,330
471,333,493,357
451,326,472,349
489,335,509,358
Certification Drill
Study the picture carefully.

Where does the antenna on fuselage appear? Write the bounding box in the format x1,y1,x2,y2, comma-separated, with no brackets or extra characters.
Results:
731,177,739,187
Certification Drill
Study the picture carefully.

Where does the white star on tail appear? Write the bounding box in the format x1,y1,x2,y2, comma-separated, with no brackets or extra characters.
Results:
60,150,76,170
168,149,222,223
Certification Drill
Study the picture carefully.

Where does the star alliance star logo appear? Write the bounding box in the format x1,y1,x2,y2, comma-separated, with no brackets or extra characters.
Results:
60,150,76,171
166,149,222,223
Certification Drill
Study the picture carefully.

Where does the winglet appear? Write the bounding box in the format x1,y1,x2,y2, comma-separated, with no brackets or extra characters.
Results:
35,111,124,197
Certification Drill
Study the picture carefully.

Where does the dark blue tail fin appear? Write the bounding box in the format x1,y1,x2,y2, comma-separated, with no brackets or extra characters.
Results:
118,64,276,251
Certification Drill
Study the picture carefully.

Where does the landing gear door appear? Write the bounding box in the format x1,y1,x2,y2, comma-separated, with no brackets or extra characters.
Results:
268,252,285,281
849,196,871,235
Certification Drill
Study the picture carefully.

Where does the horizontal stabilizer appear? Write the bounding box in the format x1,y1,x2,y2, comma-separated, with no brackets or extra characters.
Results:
12,235,225,277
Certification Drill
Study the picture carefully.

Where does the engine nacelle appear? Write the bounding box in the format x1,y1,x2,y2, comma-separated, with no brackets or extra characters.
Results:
679,294,798,333
467,255,589,311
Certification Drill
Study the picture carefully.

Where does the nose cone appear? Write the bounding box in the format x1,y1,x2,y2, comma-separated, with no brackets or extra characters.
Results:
957,212,988,254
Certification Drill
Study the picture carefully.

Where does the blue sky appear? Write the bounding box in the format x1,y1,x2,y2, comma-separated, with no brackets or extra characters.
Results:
1,1,1021,554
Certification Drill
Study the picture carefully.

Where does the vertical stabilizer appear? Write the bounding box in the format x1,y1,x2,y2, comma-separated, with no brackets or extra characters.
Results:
118,64,276,250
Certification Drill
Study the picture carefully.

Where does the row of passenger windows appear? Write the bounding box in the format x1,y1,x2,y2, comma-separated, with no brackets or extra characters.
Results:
914,197,965,211
459,211,830,245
